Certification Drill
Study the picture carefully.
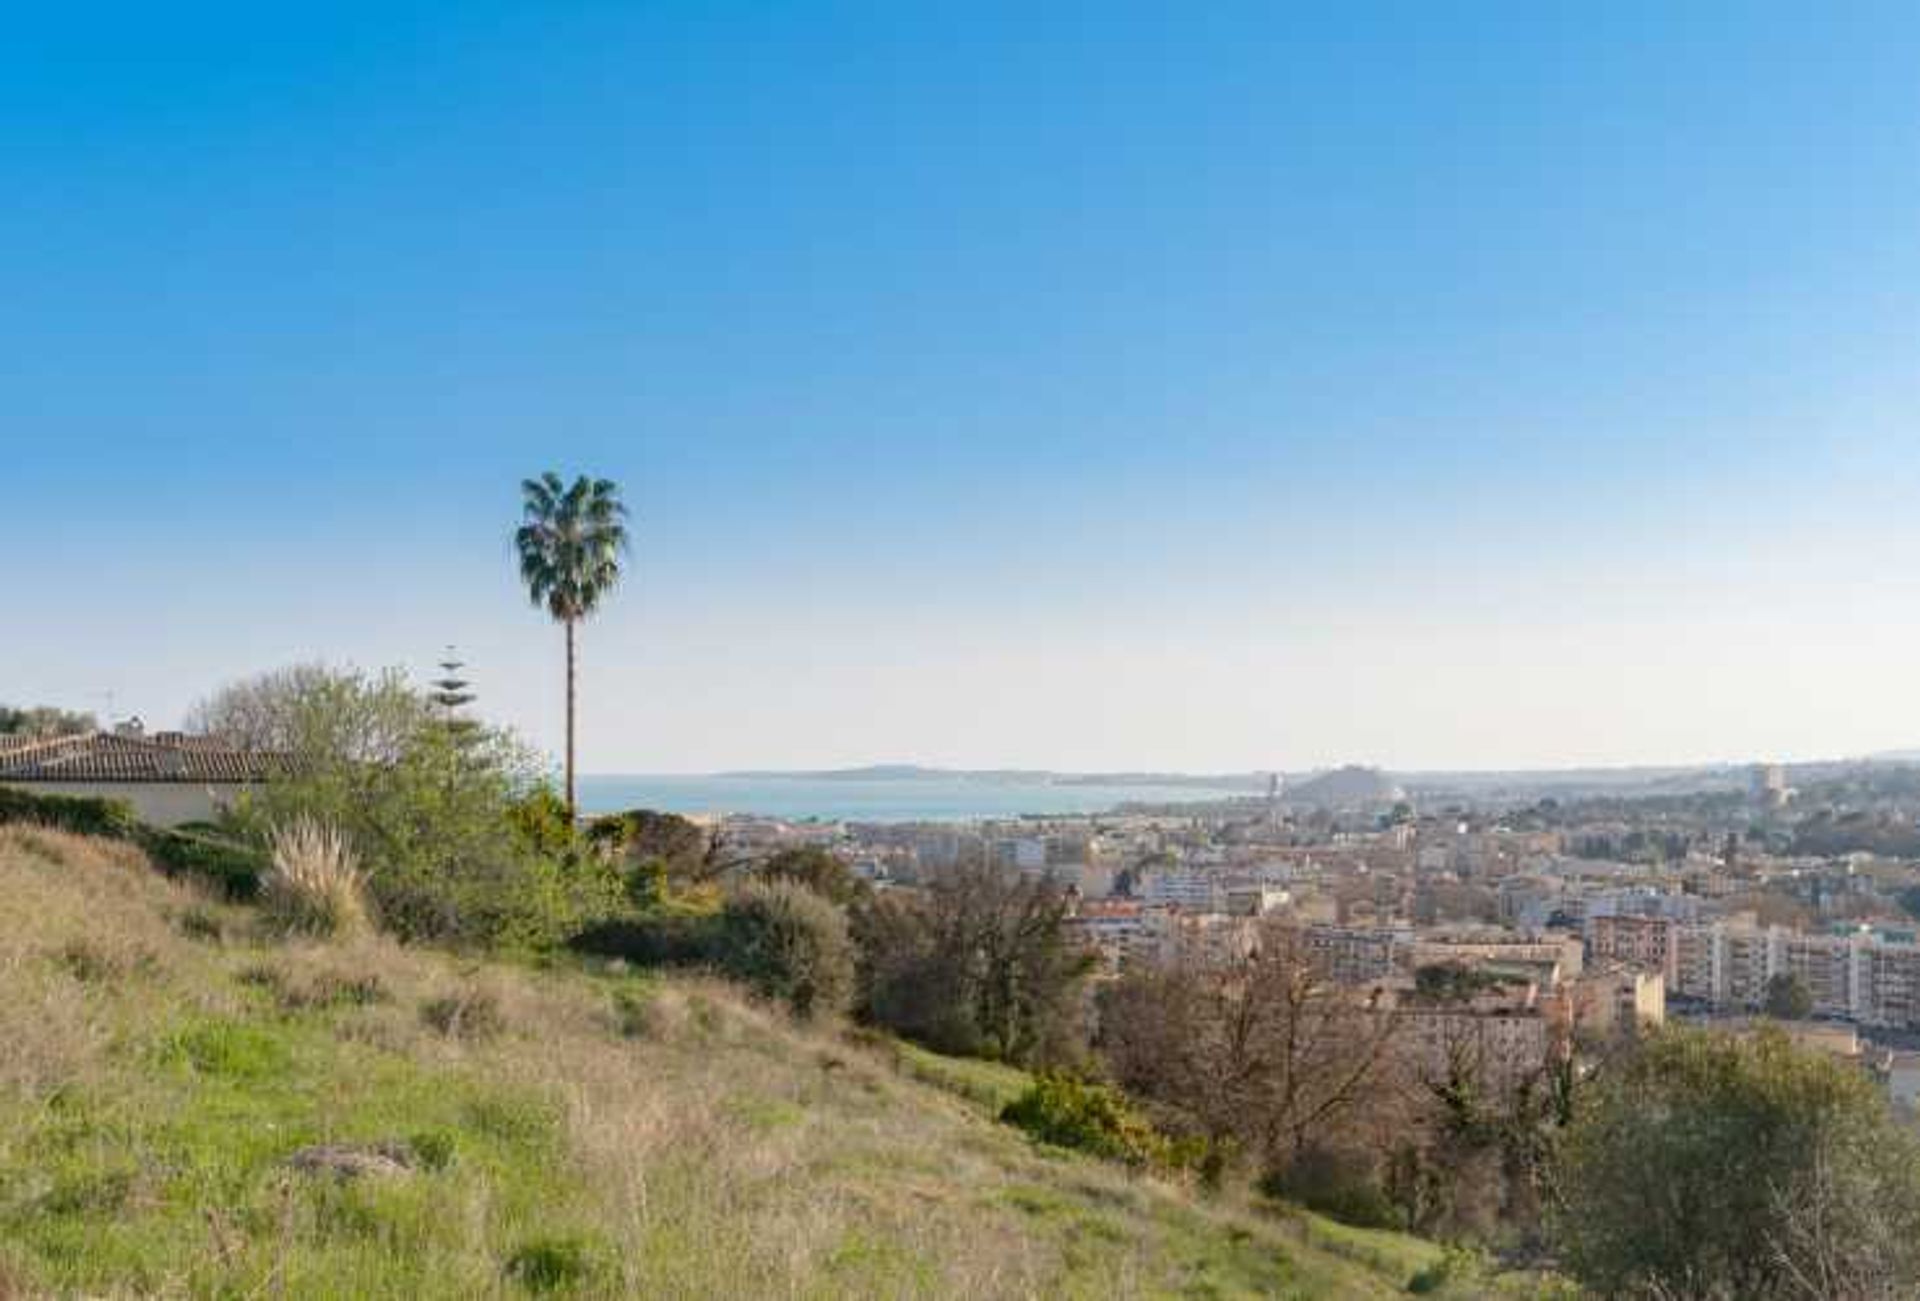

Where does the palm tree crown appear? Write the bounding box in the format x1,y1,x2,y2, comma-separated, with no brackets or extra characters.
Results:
515,472,629,621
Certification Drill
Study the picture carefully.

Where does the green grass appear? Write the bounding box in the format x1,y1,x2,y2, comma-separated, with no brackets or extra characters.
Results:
0,825,1539,1299
5,988,589,1298
890,1038,1036,1112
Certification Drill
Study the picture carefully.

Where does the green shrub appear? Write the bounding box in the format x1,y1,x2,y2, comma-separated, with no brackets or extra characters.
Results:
1260,1146,1401,1229
1407,1245,1484,1294
205,664,619,949
0,787,137,838
608,986,663,1039
1552,1025,1920,1298
716,880,855,1019
999,1072,1185,1169
568,912,723,966
504,1235,606,1293
137,826,267,900
506,785,576,859
407,1128,458,1172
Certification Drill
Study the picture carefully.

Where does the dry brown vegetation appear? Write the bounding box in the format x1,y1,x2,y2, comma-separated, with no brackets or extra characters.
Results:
0,826,1483,1298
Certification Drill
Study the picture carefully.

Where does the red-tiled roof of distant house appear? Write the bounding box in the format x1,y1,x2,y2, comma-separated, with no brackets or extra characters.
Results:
0,732,282,784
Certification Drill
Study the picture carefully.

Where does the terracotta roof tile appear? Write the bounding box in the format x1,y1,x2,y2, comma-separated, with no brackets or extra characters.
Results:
0,732,281,784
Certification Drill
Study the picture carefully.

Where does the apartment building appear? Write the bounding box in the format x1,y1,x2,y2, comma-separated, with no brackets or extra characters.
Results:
1587,913,1679,985
1299,924,1411,985
1671,923,1920,1030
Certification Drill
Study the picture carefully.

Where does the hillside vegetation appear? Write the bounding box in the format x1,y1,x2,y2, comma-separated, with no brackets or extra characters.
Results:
0,826,1526,1299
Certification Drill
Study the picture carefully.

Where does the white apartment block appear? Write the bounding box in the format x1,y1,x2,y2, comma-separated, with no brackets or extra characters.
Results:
1140,869,1224,911
1672,923,1920,1030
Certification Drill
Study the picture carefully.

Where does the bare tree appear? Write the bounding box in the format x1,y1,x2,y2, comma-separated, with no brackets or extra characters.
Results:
1098,920,1401,1169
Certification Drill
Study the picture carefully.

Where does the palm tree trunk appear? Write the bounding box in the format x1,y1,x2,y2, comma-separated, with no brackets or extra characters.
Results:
565,617,577,820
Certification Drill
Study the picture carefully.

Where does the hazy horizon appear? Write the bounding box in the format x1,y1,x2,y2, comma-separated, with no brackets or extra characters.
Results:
8,5,1919,774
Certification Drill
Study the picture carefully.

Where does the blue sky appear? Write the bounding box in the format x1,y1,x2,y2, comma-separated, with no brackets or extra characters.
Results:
6,3,1919,772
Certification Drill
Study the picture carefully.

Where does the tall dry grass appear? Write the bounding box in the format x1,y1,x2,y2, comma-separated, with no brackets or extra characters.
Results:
262,816,369,937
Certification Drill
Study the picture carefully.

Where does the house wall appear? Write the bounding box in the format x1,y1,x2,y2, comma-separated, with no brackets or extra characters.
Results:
3,781,250,828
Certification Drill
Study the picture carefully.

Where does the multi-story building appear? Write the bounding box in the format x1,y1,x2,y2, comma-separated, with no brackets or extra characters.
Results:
1300,923,1410,985
994,837,1049,872
1065,901,1156,972
1393,989,1560,1097
1563,967,1666,1035
1587,913,1679,985
1140,869,1224,912
1670,923,1920,1030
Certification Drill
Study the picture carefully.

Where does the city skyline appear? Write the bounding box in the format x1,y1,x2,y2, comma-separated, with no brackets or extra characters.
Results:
7,4,1920,773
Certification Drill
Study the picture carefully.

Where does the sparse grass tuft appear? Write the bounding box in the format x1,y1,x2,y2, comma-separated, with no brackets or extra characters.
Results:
422,986,505,1041
262,817,369,937
504,1235,608,1294
54,936,154,983
174,903,226,943
238,960,388,1012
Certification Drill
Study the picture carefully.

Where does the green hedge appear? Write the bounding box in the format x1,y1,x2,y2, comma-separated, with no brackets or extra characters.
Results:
0,785,265,899
136,827,266,901
0,786,139,838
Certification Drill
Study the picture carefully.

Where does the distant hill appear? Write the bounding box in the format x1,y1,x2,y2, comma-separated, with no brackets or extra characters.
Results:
1286,765,1405,810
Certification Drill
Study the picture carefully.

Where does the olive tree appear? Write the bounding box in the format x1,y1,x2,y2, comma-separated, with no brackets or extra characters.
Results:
1551,1026,1920,1300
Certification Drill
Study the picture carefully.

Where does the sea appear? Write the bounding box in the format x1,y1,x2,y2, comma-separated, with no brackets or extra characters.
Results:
576,774,1247,823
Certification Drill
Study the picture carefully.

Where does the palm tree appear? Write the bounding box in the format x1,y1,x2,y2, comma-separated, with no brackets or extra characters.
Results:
515,472,629,818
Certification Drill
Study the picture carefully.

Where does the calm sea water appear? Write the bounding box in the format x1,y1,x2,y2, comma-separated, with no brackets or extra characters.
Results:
577,774,1245,822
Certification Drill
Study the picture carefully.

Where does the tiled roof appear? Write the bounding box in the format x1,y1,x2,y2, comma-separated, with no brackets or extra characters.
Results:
0,732,281,784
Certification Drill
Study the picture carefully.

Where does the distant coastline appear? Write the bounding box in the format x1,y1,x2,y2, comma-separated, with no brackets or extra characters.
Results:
584,752,1920,822
576,772,1253,822
711,764,1268,789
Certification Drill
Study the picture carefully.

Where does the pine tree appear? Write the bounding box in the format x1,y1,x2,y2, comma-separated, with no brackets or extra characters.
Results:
429,648,477,734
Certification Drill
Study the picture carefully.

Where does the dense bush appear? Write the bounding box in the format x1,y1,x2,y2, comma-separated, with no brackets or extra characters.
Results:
570,882,857,1021
568,911,723,966
1552,1026,1920,1299
999,1072,1187,1169
757,846,868,906
1260,1146,1401,1229
584,808,712,882
209,665,621,948
0,787,137,839
136,827,267,899
717,880,854,1019
506,785,576,859
857,859,1092,1066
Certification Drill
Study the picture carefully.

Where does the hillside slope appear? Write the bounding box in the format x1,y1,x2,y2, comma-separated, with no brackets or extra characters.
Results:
0,827,1501,1299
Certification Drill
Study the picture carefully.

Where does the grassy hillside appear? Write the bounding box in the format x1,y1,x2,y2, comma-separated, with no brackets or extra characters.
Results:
0,827,1545,1299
